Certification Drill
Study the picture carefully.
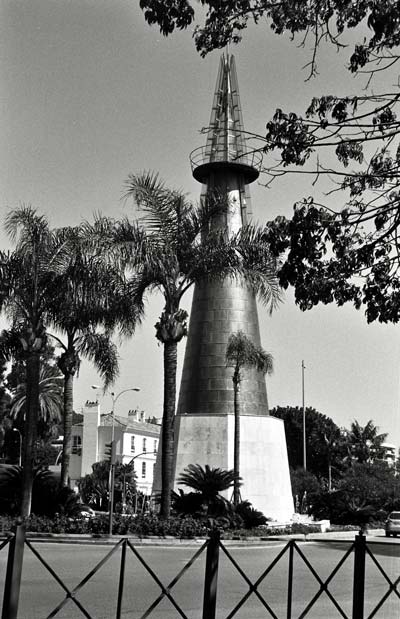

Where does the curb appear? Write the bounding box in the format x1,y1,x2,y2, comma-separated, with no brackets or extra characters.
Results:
0,529,386,546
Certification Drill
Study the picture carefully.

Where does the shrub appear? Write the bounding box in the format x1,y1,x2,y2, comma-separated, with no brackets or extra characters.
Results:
171,489,204,517
0,465,81,517
234,501,268,529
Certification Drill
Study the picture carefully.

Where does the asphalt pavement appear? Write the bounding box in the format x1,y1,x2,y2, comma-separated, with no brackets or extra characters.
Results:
0,531,399,618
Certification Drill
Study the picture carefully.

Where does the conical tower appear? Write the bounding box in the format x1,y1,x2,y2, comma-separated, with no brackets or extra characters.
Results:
178,55,268,417
169,55,292,521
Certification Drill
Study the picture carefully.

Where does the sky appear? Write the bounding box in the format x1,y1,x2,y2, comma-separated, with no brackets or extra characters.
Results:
1,1,399,448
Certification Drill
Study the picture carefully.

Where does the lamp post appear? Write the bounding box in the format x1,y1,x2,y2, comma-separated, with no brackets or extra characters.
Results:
91,385,140,535
13,428,22,466
302,360,306,471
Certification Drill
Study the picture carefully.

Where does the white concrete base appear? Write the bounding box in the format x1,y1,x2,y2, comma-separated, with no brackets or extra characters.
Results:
171,414,294,522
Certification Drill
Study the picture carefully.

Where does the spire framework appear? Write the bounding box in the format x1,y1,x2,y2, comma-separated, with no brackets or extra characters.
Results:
190,54,262,184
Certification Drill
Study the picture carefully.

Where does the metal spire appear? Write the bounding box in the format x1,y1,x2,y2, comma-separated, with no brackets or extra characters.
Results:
190,54,261,185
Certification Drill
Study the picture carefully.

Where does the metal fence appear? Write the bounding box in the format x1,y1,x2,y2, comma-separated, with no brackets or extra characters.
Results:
1,525,399,619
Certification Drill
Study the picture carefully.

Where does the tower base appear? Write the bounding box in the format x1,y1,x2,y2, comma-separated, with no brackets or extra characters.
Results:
169,414,294,522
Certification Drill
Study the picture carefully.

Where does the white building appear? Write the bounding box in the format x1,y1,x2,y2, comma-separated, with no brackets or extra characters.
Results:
69,400,160,495
381,443,397,467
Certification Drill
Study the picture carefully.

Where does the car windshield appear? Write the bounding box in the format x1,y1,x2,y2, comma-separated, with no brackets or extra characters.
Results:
389,512,400,519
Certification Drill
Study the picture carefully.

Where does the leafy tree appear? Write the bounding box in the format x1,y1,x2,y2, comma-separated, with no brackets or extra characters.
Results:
88,171,281,518
0,207,70,516
311,461,400,524
79,460,137,512
270,406,347,482
0,354,10,420
290,467,321,514
113,462,138,513
346,419,388,464
1,348,62,465
79,461,110,511
226,330,273,505
178,464,239,516
141,1,400,62
140,1,400,323
0,352,11,459
7,362,62,468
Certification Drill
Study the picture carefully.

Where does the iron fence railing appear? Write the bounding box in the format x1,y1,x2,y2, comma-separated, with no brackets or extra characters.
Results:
1,525,399,619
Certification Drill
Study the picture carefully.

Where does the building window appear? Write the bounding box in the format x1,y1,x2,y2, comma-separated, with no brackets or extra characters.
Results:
72,435,82,455
131,436,135,453
153,440,157,454
141,462,146,478
142,438,147,453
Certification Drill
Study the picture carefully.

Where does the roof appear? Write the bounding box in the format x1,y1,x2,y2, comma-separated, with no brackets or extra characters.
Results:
100,413,161,436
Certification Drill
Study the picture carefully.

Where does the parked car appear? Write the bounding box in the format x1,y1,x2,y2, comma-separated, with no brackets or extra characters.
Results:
78,504,96,519
385,511,400,537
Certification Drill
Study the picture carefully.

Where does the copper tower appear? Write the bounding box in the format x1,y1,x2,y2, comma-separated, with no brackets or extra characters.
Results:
177,53,267,418
169,54,293,520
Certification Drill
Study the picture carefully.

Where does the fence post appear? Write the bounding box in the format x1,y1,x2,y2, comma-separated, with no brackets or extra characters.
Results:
286,541,294,619
352,531,366,619
116,539,127,619
202,529,220,619
2,521,25,619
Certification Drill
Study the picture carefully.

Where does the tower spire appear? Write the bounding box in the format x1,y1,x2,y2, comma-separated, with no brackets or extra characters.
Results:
190,54,261,185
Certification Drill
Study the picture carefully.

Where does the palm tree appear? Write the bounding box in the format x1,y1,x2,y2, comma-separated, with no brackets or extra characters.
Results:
347,420,388,464
10,364,63,425
0,206,70,516
177,463,239,515
226,331,274,505
87,171,281,518
47,230,137,487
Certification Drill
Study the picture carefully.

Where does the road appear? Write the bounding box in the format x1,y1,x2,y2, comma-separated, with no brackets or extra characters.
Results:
0,535,399,618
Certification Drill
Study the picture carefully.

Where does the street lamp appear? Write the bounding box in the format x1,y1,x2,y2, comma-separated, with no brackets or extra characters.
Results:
91,385,140,535
13,428,22,467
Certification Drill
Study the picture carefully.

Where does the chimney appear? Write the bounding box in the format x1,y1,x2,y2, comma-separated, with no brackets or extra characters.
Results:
81,401,100,476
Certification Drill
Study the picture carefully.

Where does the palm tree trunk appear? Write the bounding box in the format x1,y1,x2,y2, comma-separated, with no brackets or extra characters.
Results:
61,371,74,487
233,377,241,506
160,340,177,519
21,352,40,517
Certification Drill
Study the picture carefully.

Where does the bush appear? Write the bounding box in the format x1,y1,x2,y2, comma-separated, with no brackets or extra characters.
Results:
0,513,209,538
234,501,268,529
0,465,81,517
309,462,400,525
291,523,321,535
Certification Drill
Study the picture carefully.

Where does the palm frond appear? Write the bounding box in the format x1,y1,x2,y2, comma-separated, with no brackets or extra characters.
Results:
177,464,240,498
10,365,63,423
76,332,119,389
4,205,49,245
226,330,274,375
124,171,173,216
0,328,22,363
